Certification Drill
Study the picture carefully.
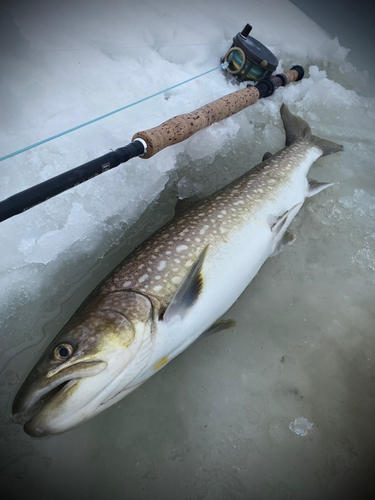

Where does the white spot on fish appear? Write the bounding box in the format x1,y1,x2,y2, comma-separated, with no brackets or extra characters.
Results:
172,276,181,284
123,281,132,287
157,261,166,271
195,237,201,242
139,274,149,283
174,258,181,263
153,285,162,292
177,244,188,252
155,275,161,280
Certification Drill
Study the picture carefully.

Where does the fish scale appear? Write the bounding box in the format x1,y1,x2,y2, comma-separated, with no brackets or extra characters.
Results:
13,105,343,436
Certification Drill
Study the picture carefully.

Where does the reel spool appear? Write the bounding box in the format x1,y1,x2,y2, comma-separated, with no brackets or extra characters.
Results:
223,24,278,82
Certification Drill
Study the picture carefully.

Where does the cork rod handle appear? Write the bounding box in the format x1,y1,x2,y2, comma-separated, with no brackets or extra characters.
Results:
133,69,300,159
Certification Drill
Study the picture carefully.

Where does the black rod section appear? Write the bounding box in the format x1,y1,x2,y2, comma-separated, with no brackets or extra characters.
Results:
0,140,145,223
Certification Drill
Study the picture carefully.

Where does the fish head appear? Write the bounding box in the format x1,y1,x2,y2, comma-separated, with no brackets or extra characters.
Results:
13,290,154,437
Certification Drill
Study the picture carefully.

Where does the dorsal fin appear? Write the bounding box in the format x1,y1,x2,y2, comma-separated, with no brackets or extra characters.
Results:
262,152,273,161
162,246,208,323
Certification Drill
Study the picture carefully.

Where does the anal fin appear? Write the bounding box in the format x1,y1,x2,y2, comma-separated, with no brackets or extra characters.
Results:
307,179,334,198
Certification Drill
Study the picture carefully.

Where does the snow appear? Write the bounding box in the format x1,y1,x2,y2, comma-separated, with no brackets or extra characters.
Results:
1,0,375,499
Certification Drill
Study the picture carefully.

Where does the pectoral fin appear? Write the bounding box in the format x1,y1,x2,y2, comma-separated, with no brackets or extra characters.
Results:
199,319,237,340
162,246,209,323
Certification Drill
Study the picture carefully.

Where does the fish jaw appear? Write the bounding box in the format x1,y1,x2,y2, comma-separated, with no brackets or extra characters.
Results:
13,360,108,419
13,292,155,437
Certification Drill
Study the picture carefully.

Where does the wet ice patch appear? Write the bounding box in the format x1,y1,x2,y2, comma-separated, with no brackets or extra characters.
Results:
309,189,375,272
289,417,313,436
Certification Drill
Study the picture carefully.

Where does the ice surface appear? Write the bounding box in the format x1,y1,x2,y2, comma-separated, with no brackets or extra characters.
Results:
289,417,313,436
1,0,375,499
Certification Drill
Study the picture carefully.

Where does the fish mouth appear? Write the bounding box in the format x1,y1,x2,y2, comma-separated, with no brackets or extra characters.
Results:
13,360,107,436
13,380,76,426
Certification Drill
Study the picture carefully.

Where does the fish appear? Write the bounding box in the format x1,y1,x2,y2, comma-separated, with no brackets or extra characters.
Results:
13,104,343,437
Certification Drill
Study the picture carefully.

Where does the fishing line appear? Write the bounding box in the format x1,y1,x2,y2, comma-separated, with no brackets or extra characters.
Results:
0,63,229,164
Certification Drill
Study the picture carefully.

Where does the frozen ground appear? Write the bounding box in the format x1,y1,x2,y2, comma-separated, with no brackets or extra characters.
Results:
0,0,374,499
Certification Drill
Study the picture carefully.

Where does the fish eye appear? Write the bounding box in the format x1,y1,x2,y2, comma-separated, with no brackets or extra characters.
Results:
53,343,74,361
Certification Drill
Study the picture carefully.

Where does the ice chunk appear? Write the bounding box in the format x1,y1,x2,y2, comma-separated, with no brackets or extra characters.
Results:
289,417,314,436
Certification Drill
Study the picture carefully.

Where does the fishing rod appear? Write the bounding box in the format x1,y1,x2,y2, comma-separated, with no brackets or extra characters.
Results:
0,25,304,223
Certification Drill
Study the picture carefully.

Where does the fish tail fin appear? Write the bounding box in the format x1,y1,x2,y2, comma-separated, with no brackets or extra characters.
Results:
280,104,343,157
309,134,344,156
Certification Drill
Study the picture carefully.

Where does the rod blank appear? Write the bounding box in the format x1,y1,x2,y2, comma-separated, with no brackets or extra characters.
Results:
0,141,144,222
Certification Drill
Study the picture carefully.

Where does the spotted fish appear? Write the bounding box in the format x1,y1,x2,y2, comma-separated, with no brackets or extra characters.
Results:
13,104,343,436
